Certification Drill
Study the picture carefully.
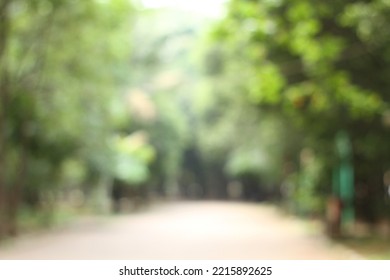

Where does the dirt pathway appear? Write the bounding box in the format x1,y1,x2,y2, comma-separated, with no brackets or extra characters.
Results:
0,201,362,259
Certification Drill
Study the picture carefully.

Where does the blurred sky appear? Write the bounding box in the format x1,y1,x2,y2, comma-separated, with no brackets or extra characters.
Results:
140,0,227,18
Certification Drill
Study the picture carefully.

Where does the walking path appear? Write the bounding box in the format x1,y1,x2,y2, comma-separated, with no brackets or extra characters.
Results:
0,201,362,259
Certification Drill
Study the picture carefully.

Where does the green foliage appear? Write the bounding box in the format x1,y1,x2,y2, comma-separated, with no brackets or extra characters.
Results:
0,0,135,236
110,133,155,185
294,149,325,215
205,0,390,217
249,63,286,104
224,114,290,183
123,8,206,192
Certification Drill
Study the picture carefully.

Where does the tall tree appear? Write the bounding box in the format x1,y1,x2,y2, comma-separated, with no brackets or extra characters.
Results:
0,0,134,237
207,0,390,218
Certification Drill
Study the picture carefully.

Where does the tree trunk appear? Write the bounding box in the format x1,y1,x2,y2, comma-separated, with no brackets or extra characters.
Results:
0,0,10,239
7,139,28,236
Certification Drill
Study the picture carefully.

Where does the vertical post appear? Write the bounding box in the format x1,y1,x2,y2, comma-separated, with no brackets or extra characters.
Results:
335,131,355,232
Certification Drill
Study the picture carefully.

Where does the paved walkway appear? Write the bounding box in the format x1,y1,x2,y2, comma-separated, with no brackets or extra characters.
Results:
0,201,362,259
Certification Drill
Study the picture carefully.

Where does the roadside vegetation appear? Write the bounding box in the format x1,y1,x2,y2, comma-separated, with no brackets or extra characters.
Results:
0,0,389,248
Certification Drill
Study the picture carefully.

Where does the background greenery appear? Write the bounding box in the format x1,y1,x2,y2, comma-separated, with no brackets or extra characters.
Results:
0,0,389,240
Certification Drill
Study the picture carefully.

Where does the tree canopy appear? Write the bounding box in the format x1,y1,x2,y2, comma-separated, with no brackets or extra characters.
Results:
1,0,390,240
0,0,134,237
203,0,390,217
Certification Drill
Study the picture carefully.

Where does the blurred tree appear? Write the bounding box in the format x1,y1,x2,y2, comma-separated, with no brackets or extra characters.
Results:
207,0,390,219
0,0,133,238
123,8,210,198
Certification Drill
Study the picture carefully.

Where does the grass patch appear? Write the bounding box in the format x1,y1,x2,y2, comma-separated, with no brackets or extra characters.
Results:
17,207,76,234
338,237,390,259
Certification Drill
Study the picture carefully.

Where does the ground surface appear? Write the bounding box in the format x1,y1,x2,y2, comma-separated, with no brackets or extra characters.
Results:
0,201,363,259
